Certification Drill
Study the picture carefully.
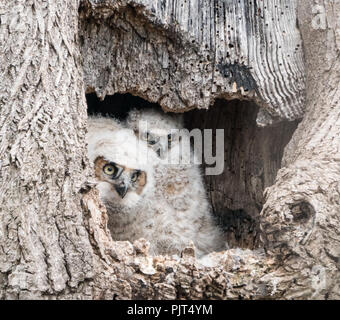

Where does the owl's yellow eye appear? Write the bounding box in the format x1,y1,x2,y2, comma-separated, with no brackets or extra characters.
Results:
103,164,117,176
131,170,140,182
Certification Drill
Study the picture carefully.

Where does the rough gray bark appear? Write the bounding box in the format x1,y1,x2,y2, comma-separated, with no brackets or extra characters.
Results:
0,0,339,300
82,189,276,300
0,0,93,299
259,0,340,299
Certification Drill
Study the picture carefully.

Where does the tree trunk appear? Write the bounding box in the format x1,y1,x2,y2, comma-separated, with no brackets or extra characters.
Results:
0,0,339,300
0,0,94,299
259,0,340,299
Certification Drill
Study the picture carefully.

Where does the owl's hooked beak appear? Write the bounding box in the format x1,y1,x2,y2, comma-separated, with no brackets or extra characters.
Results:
114,182,128,198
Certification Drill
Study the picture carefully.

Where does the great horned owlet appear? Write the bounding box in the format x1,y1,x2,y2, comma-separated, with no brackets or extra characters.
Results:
88,115,157,243
126,109,226,256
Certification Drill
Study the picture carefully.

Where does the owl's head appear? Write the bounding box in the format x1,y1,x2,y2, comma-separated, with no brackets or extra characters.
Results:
126,109,184,159
93,157,148,208
88,116,158,209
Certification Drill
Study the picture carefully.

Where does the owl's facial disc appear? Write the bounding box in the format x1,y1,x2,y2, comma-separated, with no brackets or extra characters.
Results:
112,169,143,199
94,157,147,206
102,163,128,198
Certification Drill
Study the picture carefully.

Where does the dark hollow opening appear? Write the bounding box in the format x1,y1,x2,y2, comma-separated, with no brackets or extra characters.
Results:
87,93,298,249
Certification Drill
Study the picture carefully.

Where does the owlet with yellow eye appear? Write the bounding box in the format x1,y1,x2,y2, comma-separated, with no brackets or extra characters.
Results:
87,115,160,244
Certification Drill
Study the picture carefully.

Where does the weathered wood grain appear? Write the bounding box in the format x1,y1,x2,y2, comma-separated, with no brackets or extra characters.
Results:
80,0,306,126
